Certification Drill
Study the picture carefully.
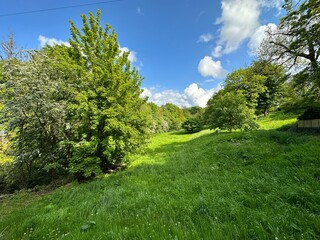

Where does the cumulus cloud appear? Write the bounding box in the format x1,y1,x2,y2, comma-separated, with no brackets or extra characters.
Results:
248,23,277,55
214,0,260,55
142,83,222,108
184,83,218,107
211,0,284,57
38,35,70,48
119,46,138,63
198,56,227,79
198,33,214,43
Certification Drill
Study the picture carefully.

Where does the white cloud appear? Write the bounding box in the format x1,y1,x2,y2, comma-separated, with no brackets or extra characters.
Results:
198,56,227,79
198,33,214,43
211,0,285,57
214,0,260,55
184,83,220,108
119,46,138,63
38,35,70,48
142,83,222,108
248,23,277,55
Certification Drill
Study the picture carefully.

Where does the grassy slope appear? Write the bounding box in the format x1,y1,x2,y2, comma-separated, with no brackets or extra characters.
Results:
1,113,320,240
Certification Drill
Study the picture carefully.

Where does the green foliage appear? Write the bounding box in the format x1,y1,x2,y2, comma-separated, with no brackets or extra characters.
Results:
224,61,286,115
141,102,188,133
261,0,320,71
205,91,259,132
224,67,266,109
141,102,170,133
292,67,320,106
251,61,286,115
182,106,205,133
182,118,203,133
162,103,186,130
1,114,319,239
69,141,102,179
0,52,71,188
65,10,148,177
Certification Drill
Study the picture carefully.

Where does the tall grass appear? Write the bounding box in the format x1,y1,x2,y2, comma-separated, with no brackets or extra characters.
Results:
0,112,319,239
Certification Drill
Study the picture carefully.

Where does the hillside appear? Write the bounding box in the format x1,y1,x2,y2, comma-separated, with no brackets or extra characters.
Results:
0,113,320,239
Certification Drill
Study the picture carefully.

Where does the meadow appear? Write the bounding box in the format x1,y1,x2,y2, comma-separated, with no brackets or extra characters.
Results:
0,113,320,239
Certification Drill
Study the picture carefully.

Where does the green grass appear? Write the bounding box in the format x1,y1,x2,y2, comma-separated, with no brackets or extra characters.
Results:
1,112,320,239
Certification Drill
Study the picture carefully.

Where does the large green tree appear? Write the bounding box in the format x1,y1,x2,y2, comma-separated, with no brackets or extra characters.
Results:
260,0,320,104
66,10,148,177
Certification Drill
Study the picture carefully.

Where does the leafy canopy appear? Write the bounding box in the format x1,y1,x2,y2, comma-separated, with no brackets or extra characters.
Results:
66,10,148,177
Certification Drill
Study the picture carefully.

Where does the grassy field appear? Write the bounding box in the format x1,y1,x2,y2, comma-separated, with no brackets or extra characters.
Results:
1,112,320,239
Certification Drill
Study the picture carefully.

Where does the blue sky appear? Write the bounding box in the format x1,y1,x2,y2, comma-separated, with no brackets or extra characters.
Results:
0,0,284,107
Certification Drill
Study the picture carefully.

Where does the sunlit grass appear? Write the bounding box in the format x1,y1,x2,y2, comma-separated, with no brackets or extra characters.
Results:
257,111,299,130
0,112,319,239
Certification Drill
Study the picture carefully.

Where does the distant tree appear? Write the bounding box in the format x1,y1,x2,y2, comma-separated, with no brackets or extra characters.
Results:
188,106,204,116
141,102,169,133
162,103,186,130
205,91,259,132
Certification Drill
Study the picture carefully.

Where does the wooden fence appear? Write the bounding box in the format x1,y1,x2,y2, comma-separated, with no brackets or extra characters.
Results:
298,119,320,128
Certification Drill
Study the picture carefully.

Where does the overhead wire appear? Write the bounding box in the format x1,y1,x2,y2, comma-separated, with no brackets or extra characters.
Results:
0,0,126,17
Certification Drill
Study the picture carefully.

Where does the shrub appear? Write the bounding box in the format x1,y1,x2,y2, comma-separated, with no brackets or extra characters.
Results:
205,91,259,132
182,118,203,133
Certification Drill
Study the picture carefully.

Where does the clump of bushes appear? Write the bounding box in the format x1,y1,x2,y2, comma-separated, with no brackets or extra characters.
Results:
182,118,203,133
